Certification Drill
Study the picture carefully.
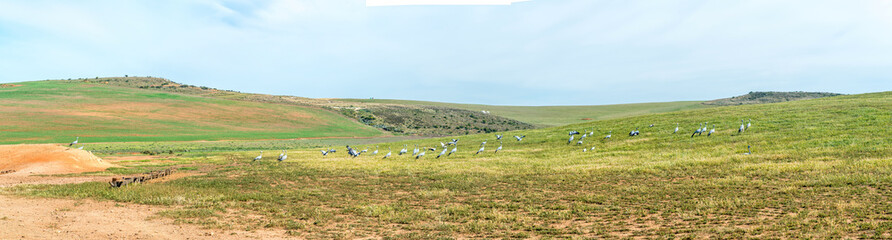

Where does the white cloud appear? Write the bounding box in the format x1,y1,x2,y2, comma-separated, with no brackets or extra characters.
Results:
367,0,529,7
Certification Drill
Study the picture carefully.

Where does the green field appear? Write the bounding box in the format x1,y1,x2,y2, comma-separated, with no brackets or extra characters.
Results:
337,98,712,126
7,91,891,238
0,80,385,144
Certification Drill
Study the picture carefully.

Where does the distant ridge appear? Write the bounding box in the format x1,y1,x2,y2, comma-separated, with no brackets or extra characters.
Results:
703,91,842,106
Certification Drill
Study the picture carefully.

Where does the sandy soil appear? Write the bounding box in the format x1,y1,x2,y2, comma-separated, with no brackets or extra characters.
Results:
0,195,291,240
0,144,294,239
0,144,115,175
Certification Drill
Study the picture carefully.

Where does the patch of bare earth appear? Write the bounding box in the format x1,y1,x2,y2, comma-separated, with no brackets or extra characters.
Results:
0,195,291,240
0,144,115,175
0,145,296,239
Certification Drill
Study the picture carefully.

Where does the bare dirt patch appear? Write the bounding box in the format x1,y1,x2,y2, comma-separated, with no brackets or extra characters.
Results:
0,195,291,239
0,144,115,175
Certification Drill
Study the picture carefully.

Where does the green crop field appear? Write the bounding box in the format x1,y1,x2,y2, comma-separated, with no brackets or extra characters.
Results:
5,92,891,238
0,80,385,144
336,98,712,126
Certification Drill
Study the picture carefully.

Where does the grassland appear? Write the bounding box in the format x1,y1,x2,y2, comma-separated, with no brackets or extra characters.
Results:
336,98,712,127
0,80,384,144
5,91,892,238
78,77,539,136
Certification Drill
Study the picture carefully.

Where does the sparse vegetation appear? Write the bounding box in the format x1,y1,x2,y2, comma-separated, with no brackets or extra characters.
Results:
6,91,890,238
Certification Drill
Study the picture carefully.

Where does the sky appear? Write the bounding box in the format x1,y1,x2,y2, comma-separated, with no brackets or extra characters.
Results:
0,0,890,106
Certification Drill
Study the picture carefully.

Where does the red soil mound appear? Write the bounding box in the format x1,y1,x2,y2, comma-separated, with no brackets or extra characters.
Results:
0,144,114,175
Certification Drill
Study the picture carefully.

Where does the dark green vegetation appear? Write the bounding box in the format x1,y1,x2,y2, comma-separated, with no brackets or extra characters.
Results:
7,91,891,238
704,91,843,106
337,98,712,127
335,104,535,136
0,80,384,144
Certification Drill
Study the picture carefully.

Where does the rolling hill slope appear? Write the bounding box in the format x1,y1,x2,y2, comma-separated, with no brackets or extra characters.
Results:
335,98,712,126
21,91,892,238
75,77,538,136
0,80,384,144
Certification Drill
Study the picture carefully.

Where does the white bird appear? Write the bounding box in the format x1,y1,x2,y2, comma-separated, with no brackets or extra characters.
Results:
568,135,574,144
576,140,583,145
583,148,587,152
399,144,408,155
495,141,502,153
437,147,447,158
590,146,596,151
413,145,419,156
674,123,679,134
476,143,486,155
738,120,745,134
496,135,503,140
416,150,426,159
69,137,79,147
605,131,612,139
373,146,379,155
383,148,392,159
78,146,84,150
253,151,263,161
514,135,525,141
747,119,751,130
278,150,287,162
743,145,752,155
708,125,715,137
440,142,446,148
278,150,285,160
449,145,457,156
321,149,328,156
692,123,702,138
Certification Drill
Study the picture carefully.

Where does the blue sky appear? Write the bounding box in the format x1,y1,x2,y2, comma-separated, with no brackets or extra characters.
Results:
0,0,890,105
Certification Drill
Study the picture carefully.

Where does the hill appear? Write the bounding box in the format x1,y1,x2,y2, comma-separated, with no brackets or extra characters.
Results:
77,77,537,136
17,91,891,238
703,91,842,106
0,80,384,144
335,98,711,126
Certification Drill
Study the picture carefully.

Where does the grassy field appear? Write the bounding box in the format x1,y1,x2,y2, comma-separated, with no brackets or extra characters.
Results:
0,80,385,144
337,98,712,126
74,77,539,136
5,92,891,238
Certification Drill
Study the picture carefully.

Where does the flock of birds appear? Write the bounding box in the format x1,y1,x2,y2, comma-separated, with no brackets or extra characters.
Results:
305,135,529,160
566,119,754,153
252,119,754,162
62,119,754,163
